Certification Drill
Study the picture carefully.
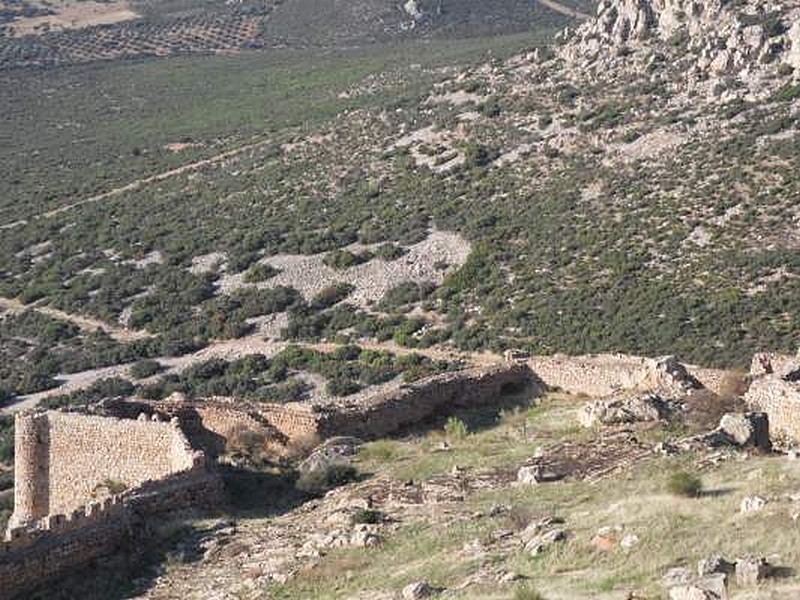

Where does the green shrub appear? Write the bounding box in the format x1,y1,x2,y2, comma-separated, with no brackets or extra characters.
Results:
311,283,355,310
514,584,546,600
374,243,407,261
244,263,280,283
444,416,469,440
352,509,383,524
130,359,163,379
323,249,373,270
0,417,13,463
296,463,358,496
667,471,703,498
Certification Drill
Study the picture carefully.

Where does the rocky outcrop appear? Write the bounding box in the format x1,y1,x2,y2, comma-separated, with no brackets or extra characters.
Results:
560,0,800,97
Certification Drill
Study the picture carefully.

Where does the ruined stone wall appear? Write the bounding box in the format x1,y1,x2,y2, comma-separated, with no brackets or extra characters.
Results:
750,352,800,378
526,353,700,397
685,365,731,396
256,404,321,441
11,411,197,526
745,375,800,444
0,469,223,600
314,363,538,440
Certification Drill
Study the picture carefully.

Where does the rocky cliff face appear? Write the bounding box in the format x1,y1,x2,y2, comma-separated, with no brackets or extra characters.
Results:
561,0,800,98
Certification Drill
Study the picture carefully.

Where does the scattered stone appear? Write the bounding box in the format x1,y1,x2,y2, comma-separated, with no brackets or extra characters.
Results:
620,533,639,549
578,393,674,427
524,529,567,555
740,495,768,513
590,530,617,552
697,556,735,578
350,529,382,548
402,581,436,599
488,503,510,517
735,556,771,586
655,441,679,455
491,528,514,542
498,571,524,583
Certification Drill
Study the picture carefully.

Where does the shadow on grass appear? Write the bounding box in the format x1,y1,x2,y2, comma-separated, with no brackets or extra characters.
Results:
697,487,734,498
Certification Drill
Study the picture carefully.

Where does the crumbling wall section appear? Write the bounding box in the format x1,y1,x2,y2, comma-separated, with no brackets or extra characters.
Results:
314,363,539,439
526,353,700,397
745,375,800,445
11,411,198,525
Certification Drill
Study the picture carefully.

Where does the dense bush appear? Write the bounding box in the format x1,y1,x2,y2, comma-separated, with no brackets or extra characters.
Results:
0,417,13,463
130,359,163,379
243,263,281,283
322,249,373,270
667,471,703,498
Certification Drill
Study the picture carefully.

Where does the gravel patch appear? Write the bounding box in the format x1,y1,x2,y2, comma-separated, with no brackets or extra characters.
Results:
217,230,472,308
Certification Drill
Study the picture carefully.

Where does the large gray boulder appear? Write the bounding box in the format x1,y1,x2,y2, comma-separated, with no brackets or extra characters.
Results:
298,436,363,474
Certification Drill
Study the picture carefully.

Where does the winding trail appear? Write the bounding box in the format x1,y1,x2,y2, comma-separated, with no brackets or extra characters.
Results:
0,137,273,228
0,297,151,342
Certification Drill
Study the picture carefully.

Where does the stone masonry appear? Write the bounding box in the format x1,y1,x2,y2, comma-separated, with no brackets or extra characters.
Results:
745,375,800,446
1,410,221,599
11,411,198,527
526,354,701,398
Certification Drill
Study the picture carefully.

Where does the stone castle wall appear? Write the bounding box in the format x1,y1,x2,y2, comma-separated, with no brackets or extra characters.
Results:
315,363,539,439
745,375,800,445
0,469,222,600
11,411,197,526
526,353,700,397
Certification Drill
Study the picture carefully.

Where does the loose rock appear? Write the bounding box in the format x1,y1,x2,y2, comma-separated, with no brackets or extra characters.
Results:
740,495,768,513
735,556,771,586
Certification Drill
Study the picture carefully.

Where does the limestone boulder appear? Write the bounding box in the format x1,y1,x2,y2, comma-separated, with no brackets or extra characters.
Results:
402,581,436,599
668,574,728,600
517,465,544,484
718,413,770,451
740,495,768,514
298,437,363,475
735,556,771,586
524,528,567,555
697,555,735,578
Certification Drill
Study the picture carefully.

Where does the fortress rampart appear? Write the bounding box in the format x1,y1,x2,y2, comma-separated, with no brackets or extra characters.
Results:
11,411,199,526
745,375,800,445
1,410,222,599
0,468,222,599
0,354,744,599
315,363,540,439
526,353,701,397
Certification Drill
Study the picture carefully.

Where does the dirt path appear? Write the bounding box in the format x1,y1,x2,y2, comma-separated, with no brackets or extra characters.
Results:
0,297,152,342
537,0,591,19
41,137,272,219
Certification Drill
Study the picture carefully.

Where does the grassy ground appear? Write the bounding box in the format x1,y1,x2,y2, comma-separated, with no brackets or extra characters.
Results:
266,394,800,599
